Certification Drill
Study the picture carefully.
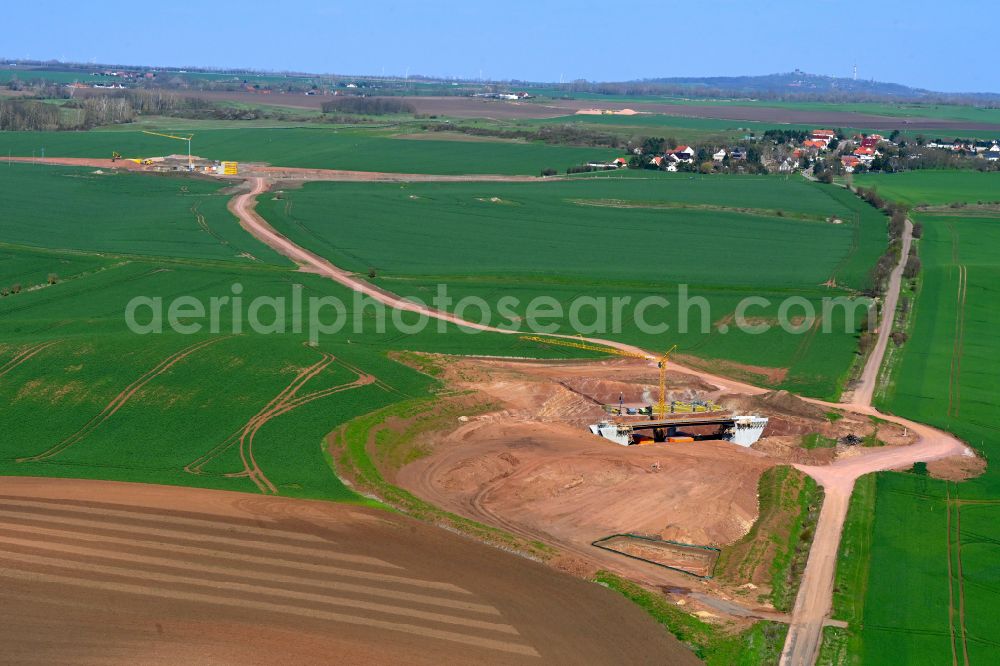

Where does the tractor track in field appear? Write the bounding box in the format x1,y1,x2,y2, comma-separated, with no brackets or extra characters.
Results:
0,341,59,380
186,347,377,494
954,487,971,666
947,486,960,666
949,265,967,418
18,338,226,463
191,201,229,247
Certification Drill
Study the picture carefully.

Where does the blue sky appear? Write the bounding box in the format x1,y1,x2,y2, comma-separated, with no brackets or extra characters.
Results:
5,0,998,92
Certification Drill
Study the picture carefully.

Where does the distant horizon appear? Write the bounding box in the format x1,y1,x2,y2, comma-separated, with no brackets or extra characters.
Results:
5,57,999,98
4,0,998,94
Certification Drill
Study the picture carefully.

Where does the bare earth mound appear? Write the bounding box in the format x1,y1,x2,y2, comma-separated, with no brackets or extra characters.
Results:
0,477,697,665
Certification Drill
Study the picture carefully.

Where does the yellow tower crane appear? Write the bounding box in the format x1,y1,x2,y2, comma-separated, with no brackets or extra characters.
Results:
141,130,194,169
655,345,678,419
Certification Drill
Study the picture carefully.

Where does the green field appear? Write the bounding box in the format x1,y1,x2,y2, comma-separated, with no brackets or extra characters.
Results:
533,113,797,142
830,202,1000,661
1,163,288,264
855,171,1000,207
257,174,886,398
0,164,597,502
0,127,616,175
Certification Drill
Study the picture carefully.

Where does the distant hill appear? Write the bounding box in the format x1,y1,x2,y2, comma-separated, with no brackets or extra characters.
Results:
566,70,1000,104
643,70,926,97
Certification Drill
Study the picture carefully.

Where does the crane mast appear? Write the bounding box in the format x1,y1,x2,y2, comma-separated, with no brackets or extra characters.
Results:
140,130,194,169
655,345,678,419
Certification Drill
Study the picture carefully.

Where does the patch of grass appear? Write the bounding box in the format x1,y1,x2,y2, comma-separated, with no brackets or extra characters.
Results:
593,570,787,665
817,626,852,666
802,432,838,449
716,466,824,611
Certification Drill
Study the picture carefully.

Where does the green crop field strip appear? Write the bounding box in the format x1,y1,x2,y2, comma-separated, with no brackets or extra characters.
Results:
0,127,616,175
258,175,885,398
855,170,1000,207
532,113,802,142
827,193,1000,661
1,163,288,264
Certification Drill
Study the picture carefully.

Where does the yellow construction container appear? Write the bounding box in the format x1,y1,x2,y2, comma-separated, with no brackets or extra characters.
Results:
221,161,238,175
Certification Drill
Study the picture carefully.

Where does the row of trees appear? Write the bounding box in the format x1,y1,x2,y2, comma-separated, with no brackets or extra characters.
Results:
855,187,910,295
0,99,62,130
321,97,415,115
0,89,346,130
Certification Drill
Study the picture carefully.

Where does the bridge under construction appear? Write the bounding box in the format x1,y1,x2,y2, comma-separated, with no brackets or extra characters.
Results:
590,413,769,447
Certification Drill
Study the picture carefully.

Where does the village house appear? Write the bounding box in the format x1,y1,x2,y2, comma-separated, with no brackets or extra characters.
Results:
841,155,861,173
713,149,727,162
669,146,696,163
853,146,880,163
860,134,883,149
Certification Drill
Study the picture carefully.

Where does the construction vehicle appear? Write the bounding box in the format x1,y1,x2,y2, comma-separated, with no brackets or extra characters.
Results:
141,130,194,169
111,151,122,162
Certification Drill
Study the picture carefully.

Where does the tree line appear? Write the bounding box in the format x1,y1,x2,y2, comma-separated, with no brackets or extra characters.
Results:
321,97,415,115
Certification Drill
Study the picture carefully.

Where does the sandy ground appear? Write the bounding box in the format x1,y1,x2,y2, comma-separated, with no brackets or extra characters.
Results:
251,165,542,182
397,358,776,550
5,156,543,182
5,156,143,170
0,477,698,665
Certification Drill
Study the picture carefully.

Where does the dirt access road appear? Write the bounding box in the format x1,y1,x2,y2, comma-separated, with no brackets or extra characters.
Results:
228,177,970,665
778,217,957,665
0,477,696,665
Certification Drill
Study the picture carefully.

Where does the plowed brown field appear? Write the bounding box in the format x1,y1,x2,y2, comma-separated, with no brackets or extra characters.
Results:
0,478,698,665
